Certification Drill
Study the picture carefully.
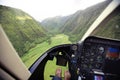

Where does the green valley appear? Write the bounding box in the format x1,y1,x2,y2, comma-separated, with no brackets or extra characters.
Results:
21,34,71,68
41,0,111,42
0,5,71,79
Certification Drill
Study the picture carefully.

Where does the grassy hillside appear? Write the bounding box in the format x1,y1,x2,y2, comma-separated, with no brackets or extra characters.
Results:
41,16,70,34
0,5,49,56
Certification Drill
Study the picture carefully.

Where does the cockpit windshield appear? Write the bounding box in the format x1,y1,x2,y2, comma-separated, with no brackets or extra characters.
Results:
0,0,120,80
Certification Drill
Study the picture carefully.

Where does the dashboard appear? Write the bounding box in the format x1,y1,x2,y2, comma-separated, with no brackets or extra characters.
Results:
29,36,120,80
80,36,120,70
77,36,120,80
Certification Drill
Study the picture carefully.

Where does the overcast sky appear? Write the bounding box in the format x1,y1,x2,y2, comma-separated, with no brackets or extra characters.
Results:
0,0,105,21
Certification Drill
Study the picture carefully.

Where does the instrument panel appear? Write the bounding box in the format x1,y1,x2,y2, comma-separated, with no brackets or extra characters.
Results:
79,36,120,74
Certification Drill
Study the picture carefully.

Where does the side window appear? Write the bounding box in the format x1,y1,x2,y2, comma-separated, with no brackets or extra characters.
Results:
91,8,120,40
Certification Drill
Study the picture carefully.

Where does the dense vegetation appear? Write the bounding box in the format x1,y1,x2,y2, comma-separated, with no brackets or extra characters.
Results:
41,0,111,42
0,5,50,56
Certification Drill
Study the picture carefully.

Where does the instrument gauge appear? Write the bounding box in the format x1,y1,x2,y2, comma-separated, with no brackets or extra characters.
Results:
98,46,105,54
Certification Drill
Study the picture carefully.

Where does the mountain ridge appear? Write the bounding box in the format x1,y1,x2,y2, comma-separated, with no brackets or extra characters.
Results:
41,15,70,33
0,5,49,56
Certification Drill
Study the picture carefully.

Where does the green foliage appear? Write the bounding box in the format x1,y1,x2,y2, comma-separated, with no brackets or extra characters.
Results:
0,5,49,56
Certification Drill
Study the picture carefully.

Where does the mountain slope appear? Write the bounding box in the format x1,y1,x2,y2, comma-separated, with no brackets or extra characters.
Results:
0,5,49,56
41,16,70,33
61,0,111,42
41,0,111,42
